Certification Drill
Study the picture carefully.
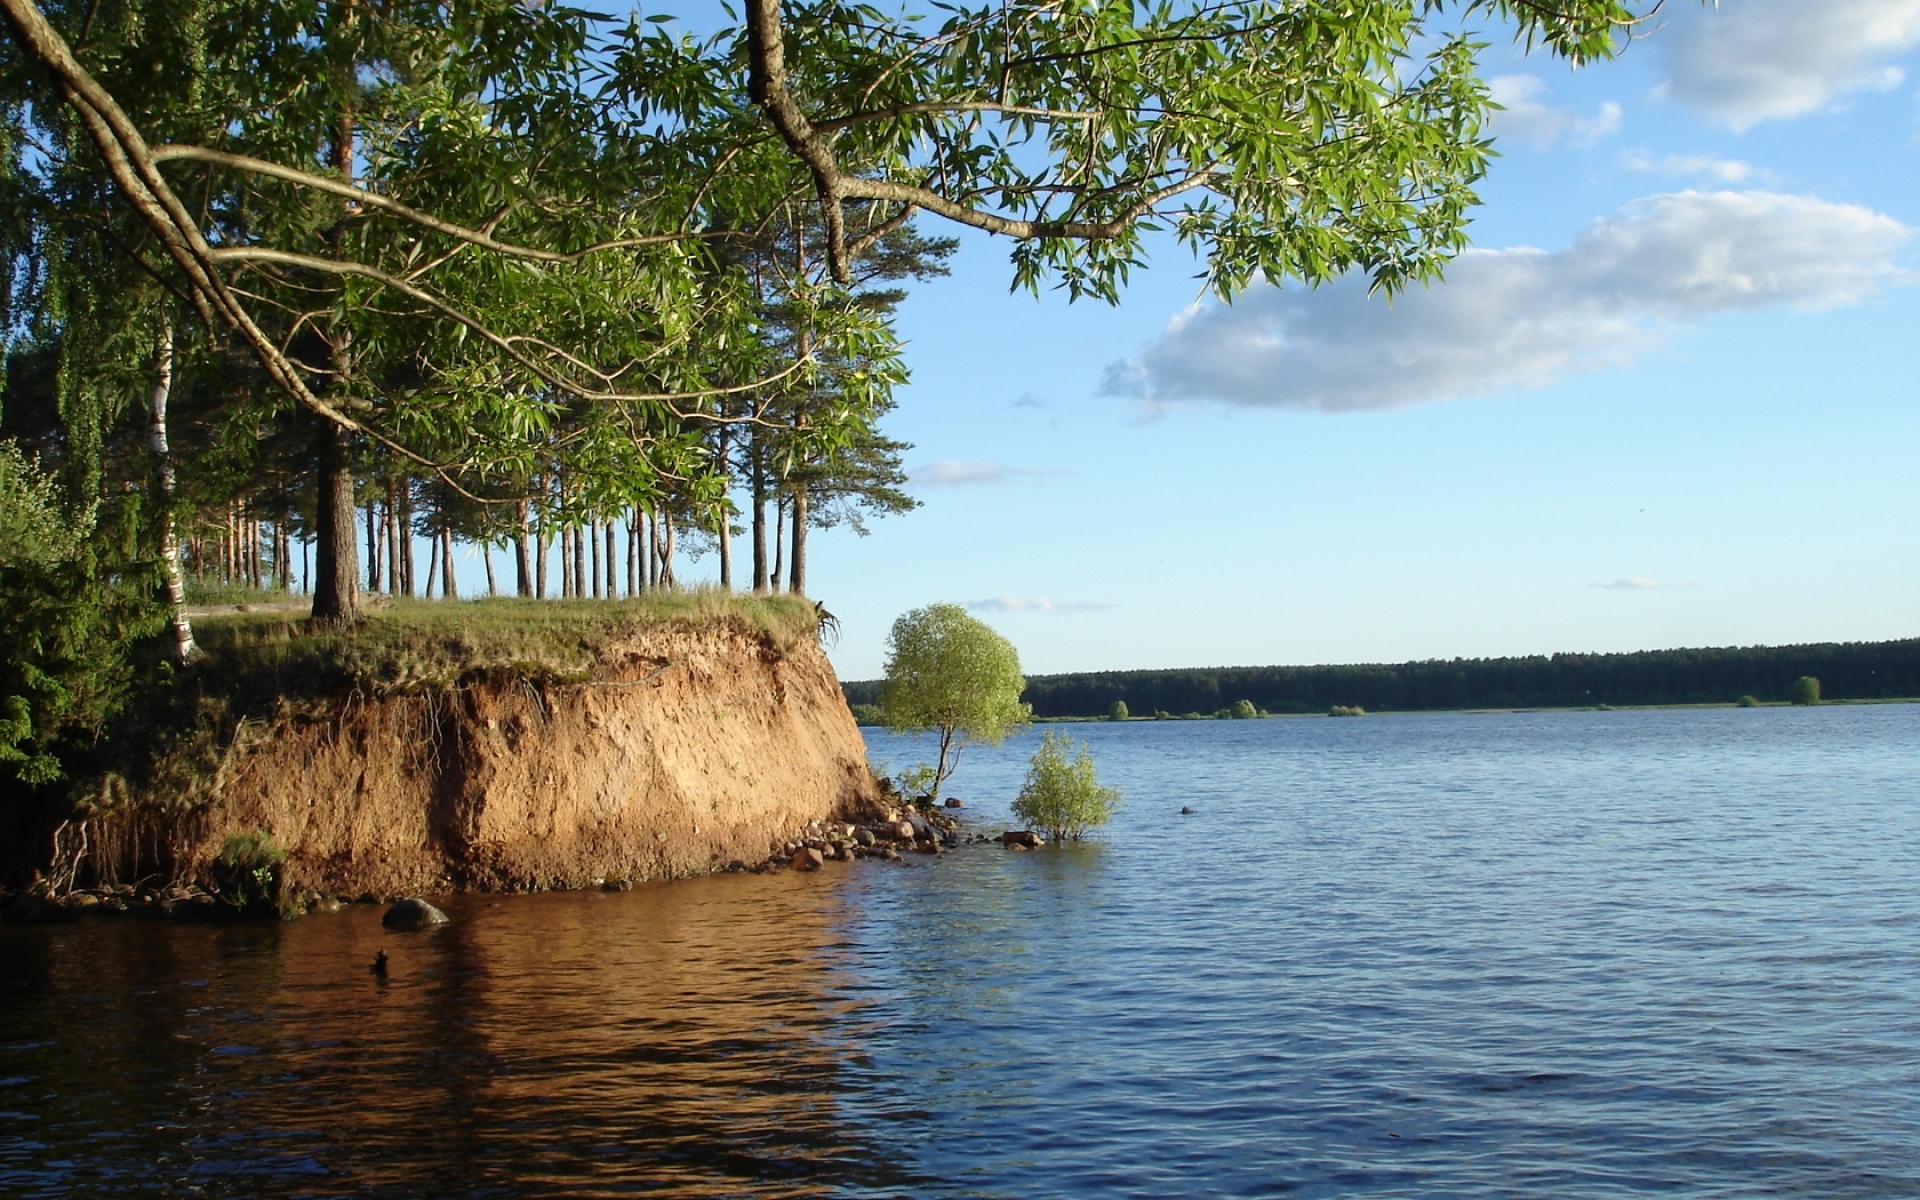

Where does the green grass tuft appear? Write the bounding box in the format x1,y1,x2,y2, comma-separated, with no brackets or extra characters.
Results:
187,591,821,701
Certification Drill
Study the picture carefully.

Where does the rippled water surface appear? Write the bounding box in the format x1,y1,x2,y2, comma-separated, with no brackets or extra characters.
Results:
5,705,1920,1197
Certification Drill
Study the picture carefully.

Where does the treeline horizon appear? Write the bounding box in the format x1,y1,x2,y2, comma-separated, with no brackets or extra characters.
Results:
843,638,1920,717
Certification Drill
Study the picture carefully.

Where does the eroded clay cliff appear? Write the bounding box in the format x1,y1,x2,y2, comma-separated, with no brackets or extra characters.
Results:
123,618,879,897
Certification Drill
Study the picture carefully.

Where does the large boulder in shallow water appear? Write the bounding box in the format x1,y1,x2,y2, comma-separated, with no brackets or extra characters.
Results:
382,897,449,930
1001,830,1043,849
790,846,825,871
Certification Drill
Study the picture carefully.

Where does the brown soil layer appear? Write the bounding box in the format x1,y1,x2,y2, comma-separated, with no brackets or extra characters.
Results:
81,620,881,898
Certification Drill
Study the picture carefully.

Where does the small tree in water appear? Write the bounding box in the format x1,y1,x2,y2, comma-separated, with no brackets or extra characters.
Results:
1790,676,1821,705
881,604,1028,802
1013,732,1122,842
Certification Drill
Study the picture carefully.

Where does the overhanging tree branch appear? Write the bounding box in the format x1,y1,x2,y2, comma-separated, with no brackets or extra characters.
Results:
151,144,717,263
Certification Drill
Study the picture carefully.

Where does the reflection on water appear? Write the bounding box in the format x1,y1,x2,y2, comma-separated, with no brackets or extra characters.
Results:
6,704,1920,1197
1,877,914,1198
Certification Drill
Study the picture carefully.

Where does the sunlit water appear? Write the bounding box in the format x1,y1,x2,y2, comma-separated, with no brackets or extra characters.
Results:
4,706,1919,1197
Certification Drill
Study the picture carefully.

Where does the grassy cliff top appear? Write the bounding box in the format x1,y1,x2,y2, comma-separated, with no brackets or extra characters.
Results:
187,592,822,700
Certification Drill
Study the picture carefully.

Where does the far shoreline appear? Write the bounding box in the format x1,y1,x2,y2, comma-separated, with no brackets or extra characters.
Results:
854,695,1920,728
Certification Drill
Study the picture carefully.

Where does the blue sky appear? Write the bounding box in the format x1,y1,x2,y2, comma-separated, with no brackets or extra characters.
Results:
778,0,1920,681
446,1,1919,681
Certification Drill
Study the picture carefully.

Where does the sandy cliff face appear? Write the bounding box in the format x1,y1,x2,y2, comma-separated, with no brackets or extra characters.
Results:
171,621,878,897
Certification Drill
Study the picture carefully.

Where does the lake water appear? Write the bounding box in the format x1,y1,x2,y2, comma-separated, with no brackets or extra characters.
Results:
4,705,1919,1197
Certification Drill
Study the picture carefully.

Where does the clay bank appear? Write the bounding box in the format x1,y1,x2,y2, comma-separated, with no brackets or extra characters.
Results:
2,596,895,911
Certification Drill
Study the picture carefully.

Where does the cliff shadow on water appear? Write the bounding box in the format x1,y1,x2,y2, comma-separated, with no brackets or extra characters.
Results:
0,595,881,903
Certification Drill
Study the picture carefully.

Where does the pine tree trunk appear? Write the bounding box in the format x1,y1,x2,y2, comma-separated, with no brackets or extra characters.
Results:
631,508,645,595
605,521,618,599
484,542,497,596
146,321,197,663
309,415,361,626
384,477,400,596
310,80,363,626
425,529,440,599
515,501,533,598
626,510,638,596
397,480,415,598
751,445,769,593
769,499,783,593
789,486,808,597
572,523,586,598
442,526,458,599
590,516,602,599
365,502,381,593
716,423,733,591
657,511,676,589
535,508,549,599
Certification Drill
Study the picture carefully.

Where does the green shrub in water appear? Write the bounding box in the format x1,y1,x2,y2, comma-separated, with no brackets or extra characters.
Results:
1011,732,1121,842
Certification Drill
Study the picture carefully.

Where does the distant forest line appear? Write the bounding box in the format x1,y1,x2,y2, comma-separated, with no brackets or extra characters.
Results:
843,638,1920,718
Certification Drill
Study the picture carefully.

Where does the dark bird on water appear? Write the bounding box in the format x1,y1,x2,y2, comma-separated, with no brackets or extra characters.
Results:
1181,806,1194,815
371,950,389,978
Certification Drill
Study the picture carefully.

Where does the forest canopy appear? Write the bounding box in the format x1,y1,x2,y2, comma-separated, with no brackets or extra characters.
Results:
841,639,1920,717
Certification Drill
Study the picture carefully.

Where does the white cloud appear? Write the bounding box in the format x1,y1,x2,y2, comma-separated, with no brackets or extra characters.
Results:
911,460,1069,487
1488,74,1623,146
1104,190,1909,412
1623,150,1758,183
1653,0,1920,130
1596,578,1662,591
966,597,1115,614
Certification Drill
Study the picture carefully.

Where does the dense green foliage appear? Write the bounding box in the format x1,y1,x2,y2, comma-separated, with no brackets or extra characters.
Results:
880,604,1028,800
1789,676,1821,706
0,443,163,785
845,640,1920,716
1011,732,1120,843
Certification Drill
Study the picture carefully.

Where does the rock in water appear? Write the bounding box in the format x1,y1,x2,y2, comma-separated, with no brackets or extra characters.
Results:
943,797,965,808
790,846,826,871
381,897,450,930
1000,830,1043,849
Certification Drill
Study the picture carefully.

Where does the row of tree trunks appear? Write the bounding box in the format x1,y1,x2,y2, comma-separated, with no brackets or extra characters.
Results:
185,506,296,591
745,477,809,597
